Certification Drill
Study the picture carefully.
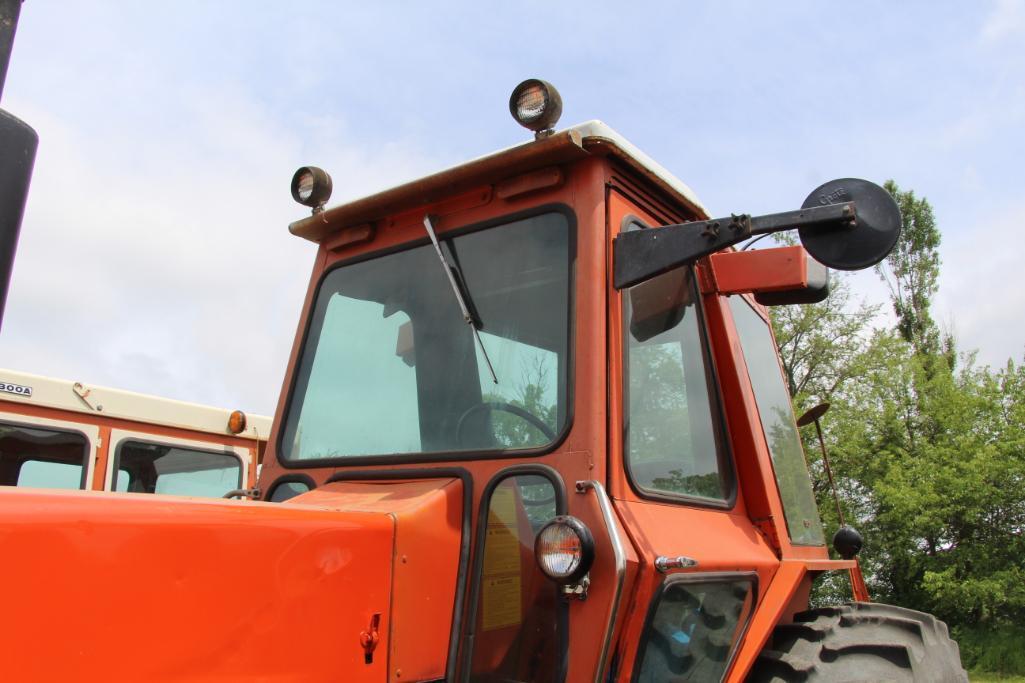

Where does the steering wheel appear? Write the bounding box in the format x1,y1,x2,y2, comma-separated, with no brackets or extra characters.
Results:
456,401,556,446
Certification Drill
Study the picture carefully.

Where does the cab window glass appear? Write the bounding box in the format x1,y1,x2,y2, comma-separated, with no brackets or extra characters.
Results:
636,578,754,682
623,265,732,502
0,421,88,489
112,441,241,498
469,474,564,682
728,297,825,545
269,480,312,502
281,211,571,461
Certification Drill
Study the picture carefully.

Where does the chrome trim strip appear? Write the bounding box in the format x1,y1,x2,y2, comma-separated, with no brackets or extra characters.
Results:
576,480,627,683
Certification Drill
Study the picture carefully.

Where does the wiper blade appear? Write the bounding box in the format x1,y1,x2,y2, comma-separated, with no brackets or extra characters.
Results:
422,214,498,384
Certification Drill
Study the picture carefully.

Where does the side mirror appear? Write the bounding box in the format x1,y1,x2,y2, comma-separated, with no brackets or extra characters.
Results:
613,178,900,290
707,245,830,306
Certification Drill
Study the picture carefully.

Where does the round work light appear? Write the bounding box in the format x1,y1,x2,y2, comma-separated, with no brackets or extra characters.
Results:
509,79,563,138
290,166,333,212
534,515,595,584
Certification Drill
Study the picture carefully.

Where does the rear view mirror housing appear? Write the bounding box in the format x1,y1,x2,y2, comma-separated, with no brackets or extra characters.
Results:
707,246,830,306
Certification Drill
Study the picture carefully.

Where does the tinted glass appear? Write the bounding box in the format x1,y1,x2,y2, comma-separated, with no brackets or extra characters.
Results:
469,474,563,682
728,297,825,545
624,266,731,501
112,441,241,498
269,480,311,502
0,421,88,489
18,460,84,489
636,578,754,682
282,212,571,461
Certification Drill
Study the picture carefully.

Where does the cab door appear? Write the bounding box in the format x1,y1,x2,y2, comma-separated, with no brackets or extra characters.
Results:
605,187,775,680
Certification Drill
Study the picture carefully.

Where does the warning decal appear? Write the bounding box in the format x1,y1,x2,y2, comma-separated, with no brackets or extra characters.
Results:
480,483,523,631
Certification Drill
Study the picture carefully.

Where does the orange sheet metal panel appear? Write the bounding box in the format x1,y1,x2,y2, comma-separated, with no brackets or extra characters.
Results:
0,487,394,682
725,560,808,681
294,479,463,681
708,246,809,295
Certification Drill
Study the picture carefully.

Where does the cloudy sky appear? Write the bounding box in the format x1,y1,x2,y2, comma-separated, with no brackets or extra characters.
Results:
1,1,1023,415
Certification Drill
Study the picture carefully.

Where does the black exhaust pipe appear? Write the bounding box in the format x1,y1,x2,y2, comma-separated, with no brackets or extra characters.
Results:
0,0,36,331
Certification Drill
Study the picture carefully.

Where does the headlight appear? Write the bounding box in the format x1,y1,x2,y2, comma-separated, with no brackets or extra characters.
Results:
534,515,595,584
290,166,333,212
509,79,563,138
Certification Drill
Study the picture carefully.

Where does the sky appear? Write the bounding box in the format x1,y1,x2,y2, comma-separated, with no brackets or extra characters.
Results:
0,1,1023,416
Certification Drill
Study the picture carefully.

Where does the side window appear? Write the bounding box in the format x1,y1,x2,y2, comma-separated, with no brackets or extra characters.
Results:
0,421,89,490
468,473,565,682
267,478,313,502
112,441,241,498
623,262,732,502
634,577,755,682
728,297,825,545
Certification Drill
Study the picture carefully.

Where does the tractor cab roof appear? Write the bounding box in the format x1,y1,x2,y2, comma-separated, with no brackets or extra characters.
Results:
288,120,709,244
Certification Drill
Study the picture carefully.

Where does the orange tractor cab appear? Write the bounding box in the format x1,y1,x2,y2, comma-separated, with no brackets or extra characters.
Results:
0,80,965,681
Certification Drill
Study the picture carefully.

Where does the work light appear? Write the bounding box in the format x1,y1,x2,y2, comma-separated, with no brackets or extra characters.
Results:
534,515,595,584
509,79,563,139
290,166,333,213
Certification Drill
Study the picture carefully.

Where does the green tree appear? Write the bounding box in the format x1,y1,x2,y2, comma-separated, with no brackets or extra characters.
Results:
772,274,881,403
877,180,944,357
774,180,1025,673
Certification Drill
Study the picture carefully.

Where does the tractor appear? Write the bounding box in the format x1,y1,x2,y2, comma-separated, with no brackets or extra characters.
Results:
0,78,966,681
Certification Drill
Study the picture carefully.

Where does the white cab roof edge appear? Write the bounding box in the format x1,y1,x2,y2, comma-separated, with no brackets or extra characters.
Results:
569,120,708,217
290,119,709,242
0,368,271,440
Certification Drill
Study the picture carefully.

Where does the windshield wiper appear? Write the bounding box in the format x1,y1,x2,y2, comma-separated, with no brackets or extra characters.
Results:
422,214,498,384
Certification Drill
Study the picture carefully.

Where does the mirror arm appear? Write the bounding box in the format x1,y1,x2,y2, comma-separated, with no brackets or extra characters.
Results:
613,201,856,290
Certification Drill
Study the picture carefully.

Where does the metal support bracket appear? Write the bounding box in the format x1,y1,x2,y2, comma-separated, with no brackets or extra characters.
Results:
561,574,590,601
654,555,699,573
613,202,855,289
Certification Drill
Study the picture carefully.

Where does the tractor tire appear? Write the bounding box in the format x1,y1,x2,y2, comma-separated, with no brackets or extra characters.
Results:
746,602,967,682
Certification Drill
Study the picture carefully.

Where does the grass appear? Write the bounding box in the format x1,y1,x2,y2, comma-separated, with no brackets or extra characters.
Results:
971,674,1025,682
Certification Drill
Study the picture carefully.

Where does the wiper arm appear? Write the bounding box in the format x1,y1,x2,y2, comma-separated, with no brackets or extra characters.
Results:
422,214,498,384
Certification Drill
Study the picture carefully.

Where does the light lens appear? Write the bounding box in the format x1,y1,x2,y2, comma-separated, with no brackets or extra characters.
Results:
296,171,315,201
227,410,247,434
534,516,594,584
515,85,548,125
290,166,333,209
537,522,583,578
509,79,563,134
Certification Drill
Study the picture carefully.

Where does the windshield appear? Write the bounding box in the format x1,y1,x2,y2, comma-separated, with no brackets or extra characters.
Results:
281,211,572,461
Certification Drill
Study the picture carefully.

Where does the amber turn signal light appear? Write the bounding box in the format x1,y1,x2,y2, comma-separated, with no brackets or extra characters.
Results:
227,410,247,434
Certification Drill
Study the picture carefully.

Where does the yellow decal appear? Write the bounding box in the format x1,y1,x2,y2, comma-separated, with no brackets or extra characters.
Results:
481,483,523,631
481,575,522,631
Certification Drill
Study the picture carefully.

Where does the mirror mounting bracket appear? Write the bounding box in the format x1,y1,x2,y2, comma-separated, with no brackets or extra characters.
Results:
613,202,855,290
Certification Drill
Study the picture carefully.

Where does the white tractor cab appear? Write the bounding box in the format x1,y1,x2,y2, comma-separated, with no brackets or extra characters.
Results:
0,369,269,499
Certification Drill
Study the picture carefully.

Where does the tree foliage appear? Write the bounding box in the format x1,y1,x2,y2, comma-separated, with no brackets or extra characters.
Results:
876,180,943,356
772,181,1025,673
